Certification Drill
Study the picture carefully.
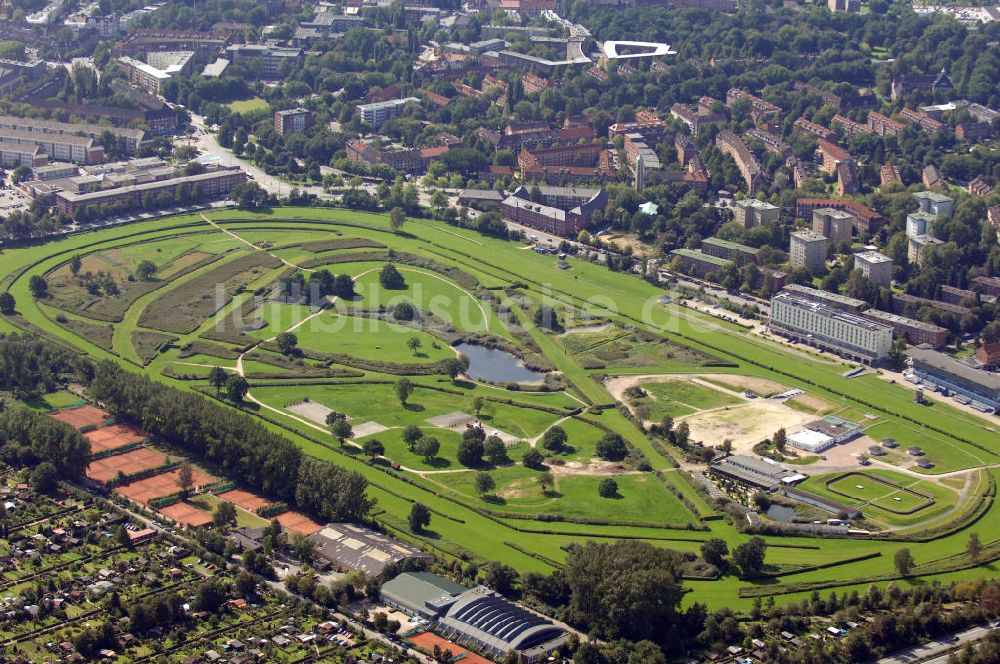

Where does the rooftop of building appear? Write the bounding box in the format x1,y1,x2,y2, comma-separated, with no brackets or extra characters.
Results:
782,283,867,309
702,236,759,254
307,523,432,576
814,207,854,219
913,190,953,203
356,97,420,111
907,345,1000,391
671,248,730,266
773,293,891,331
855,250,892,264
791,228,827,242
860,308,947,333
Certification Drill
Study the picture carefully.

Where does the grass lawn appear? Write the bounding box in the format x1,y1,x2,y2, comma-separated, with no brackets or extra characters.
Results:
540,416,606,463
339,262,489,332
23,390,84,411
798,469,961,528
864,421,987,474
642,379,742,410
429,467,697,526
228,97,270,114
189,493,268,529
6,207,1000,609
246,301,315,340
253,381,562,438
293,312,453,364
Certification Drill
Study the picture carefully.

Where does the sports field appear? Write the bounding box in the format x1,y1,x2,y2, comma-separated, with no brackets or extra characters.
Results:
2,207,998,610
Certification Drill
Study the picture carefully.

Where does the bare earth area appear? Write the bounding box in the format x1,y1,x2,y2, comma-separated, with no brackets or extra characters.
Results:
549,459,643,476
287,400,336,425
682,401,815,453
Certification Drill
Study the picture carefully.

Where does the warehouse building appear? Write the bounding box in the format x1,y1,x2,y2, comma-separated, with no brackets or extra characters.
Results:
381,572,569,663
307,523,433,577
709,454,800,490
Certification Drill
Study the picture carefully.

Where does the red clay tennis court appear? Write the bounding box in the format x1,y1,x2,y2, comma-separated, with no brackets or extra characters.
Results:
407,631,493,664
86,448,167,484
218,489,270,513
158,502,213,528
275,510,323,535
84,423,147,454
115,466,216,504
51,406,109,430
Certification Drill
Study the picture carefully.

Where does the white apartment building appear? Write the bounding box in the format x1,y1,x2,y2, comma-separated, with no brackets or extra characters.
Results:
906,211,937,238
733,198,779,228
769,292,893,364
356,98,420,130
811,207,854,244
913,190,954,218
908,234,944,265
789,229,828,274
854,251,893,289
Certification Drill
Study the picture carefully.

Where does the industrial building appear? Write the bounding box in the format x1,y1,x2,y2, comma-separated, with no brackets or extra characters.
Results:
708,455,800,491
769,291,893,364
380,572,569,663
306,523,433,576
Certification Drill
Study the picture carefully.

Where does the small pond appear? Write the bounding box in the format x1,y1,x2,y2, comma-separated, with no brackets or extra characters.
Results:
454,343,545,384
765,504,797,522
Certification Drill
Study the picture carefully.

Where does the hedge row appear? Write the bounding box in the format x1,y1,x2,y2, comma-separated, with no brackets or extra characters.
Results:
504,541,565,569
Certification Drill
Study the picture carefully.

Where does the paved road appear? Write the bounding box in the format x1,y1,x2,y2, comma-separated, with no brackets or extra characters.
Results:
187,114,331,200
877,624,994,664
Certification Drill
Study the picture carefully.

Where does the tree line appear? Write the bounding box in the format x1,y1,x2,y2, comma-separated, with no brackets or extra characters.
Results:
89,360,373,522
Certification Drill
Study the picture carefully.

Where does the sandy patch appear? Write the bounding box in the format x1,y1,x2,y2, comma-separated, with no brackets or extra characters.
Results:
700,374,788,396
548,459,641,476
788,435,876,473
682,401,815,453
559,323,612,336
425,411,519,444
352,421,389,438
788,393,835,415
287,400,338,425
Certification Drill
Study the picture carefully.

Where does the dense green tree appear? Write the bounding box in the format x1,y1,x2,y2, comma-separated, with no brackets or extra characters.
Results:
409,502,431,532
700,538,729,568
598,477,619,498
732,537,767,579
564,540,684,646
596,433,628,461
